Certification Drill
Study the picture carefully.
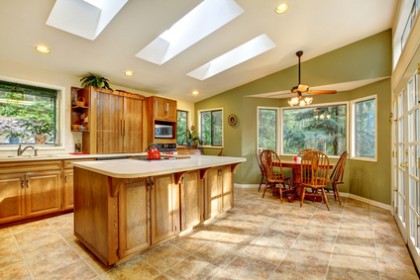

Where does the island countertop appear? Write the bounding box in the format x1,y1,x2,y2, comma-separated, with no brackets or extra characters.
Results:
72,155,246,178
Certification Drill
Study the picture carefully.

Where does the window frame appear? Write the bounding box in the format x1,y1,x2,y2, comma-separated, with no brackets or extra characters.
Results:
350,94,378,162
279,101,349,158
0,76,64,150
257,106,280,153
198,107,224,148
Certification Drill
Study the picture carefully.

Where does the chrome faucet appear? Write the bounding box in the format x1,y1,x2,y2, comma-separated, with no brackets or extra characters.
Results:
17,144,38,156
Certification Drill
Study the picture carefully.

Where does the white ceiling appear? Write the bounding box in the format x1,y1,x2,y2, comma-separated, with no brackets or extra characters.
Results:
0,0,397,103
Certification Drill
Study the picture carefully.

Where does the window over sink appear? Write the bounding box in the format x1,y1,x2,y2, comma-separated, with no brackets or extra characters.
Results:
0,79,59,146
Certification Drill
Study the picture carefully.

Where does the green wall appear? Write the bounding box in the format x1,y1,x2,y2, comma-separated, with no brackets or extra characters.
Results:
195,29,392,204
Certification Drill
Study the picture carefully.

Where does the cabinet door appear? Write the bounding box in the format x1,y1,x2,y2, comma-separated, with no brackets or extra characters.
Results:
0,174,25,224
119,179,149,258
97,92,123,153
151,174,180,244
205,167,223,219
26,171,61,217
180,171,202,230
123,97,143,153
63,170,74,210
154,98,177,122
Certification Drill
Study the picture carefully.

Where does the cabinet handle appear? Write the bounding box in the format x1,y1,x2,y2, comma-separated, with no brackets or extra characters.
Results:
21,179,25,189
26,179,29,188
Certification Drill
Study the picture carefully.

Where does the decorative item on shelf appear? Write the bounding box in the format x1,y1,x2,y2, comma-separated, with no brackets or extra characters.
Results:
5,128,22,144
228,114,238,126
80,72,112,90
76,97,85,107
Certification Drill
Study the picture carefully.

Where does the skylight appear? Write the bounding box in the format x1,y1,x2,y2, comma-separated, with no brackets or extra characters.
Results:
135,0,244,65
46,0,128,40
187,34,276,80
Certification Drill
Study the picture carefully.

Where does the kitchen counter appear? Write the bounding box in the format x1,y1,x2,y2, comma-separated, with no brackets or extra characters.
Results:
0,152,147,162
72,155,246,178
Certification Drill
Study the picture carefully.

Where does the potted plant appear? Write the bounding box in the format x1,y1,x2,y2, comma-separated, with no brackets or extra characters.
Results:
80,73,112,90
185,125,203,149
5,128,22,144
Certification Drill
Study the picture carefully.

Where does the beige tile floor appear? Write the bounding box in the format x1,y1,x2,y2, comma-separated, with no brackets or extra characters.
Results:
0,188,418,280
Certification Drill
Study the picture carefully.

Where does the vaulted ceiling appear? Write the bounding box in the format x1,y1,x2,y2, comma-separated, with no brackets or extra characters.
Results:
0,0,397,102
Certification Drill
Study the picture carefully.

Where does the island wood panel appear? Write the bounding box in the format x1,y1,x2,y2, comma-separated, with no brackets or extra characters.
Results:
180,170,202,230
118,178,149,259
150,174,180,245
204,166,234,220
221,165,233,212
73,167,119,266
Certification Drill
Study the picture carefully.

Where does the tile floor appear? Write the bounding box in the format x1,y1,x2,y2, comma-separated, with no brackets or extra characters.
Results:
0,188,418,280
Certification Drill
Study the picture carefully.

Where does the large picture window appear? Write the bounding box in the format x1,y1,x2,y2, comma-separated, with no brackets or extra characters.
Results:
0,80,58,145
199,108,223,146
176,110,188,145
282,103,347,156
257,107,278,151
351,95,377,160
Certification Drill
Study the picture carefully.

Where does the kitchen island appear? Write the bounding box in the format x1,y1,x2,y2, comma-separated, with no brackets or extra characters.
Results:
73,155,245,266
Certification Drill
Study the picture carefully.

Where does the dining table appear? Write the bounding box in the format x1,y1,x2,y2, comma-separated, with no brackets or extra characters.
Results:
277,159,334,202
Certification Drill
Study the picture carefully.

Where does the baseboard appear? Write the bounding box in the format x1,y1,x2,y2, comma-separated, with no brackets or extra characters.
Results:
233,183,392,211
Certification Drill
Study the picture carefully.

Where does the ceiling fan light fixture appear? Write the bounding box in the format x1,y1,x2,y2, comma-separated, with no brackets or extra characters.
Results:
288,96,312,107
275,3,288,14
288,96,300,106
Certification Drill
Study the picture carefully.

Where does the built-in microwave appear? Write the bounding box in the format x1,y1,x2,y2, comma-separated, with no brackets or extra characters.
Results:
155,124,173,138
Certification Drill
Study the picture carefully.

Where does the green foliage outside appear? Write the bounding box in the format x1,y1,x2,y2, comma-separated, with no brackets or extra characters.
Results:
176,111,188,145
282,105,347,156
258,108,277,150
0,90,56,144
354,99,376,158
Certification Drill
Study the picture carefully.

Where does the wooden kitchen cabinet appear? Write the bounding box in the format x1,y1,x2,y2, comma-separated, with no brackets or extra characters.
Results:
0,166,62,225
150,174,180,244
78,87,145,154
146,96,177,144
0,173,25,224
62,170,74,210
204,165,233,220
179,170,203,231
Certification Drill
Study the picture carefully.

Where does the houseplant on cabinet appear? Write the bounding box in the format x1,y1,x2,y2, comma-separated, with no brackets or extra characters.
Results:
80,73,112,90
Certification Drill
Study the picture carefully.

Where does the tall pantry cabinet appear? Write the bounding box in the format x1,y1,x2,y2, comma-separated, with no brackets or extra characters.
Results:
71,87,146,154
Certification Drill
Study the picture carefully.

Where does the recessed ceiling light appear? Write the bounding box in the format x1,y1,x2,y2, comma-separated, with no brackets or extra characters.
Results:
192,90,199,95
35,45,50,54
275,3,288,14
125,70,134,77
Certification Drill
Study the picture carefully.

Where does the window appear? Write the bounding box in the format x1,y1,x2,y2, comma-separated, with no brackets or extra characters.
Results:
257,107,278,150
199,108,223,146
351,95,377,160
0,80,58,145
401,0,420,50
176,110,188,145
282,103,347,156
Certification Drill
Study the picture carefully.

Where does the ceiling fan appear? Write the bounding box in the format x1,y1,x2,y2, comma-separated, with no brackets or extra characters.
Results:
291,50,337,96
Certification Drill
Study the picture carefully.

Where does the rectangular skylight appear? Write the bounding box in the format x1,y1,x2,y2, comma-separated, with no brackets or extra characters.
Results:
135,0,244,65
187,34,276,80
46,0,127,40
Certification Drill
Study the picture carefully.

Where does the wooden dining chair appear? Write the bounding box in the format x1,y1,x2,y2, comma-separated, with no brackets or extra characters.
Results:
300,150,331,210
297,148,312,157
256,149,266,192
329,151,348,205
259,149,293,202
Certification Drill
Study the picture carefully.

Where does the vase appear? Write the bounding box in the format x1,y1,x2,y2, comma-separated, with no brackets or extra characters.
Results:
35,134,46,144
8,137,20,144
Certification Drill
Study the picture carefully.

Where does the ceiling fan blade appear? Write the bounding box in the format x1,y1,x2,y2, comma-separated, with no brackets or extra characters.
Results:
308,89,337,95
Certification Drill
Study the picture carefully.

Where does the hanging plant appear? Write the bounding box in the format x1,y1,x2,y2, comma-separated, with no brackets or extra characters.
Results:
80,73,112,90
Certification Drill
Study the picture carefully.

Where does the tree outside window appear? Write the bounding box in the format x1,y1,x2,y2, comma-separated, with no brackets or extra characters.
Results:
257,107,277,151
176,110,188,145
352,97,376,159
282,104,347,156
199,109,223,146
